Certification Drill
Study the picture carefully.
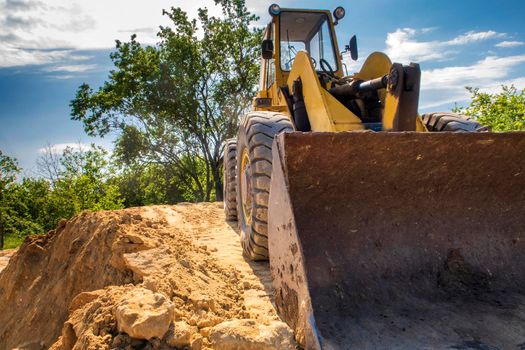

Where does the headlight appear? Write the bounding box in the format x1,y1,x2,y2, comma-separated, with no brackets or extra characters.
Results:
268,4,281,16
333,6,345,20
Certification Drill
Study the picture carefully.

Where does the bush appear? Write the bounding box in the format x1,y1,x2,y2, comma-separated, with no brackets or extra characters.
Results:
455,86,525,131
0,146,124,249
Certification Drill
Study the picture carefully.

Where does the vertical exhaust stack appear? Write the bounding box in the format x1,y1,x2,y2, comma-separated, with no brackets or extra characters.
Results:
268,131,525,349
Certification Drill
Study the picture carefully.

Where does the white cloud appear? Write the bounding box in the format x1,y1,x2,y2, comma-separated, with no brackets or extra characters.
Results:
420,54,525,109
421,27,437,34
383,27,525,109
0,44,71,67
44,64,97,73
0,0,271,69
479,76,525,93
495,40,524,48
447,31,504,45
385,28,448,63
38,143,89,155
69,54,93,61
385,28,506,63
48,74,76,80
423,55,525,88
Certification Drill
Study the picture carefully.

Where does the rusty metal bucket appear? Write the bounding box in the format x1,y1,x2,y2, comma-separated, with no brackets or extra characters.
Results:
268,131,525,350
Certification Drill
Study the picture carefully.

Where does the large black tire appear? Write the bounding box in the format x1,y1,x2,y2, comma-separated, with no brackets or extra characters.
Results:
223,138,237,221
236,112,294,261
422,112,487,132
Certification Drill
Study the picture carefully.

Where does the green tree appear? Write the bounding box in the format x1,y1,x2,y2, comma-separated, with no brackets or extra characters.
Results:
0,151,21,248
0,155,49,249
1,179,51,248
70,0,262,202
46,145,124,214
111,162,198,207
455,85,525,131
0,151,19,186
15,178,57,232
1,146,125,250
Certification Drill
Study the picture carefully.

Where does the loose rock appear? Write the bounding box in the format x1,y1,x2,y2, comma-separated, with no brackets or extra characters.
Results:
114,287,174,340
164,321,195,347
209,319,296,350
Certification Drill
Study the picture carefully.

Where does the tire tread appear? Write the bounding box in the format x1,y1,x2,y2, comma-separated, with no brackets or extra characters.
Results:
223,139,238,221
236,112,293,260
422,112,486,132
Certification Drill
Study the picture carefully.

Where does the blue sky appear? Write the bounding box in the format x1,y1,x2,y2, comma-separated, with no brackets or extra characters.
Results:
1,0,524,172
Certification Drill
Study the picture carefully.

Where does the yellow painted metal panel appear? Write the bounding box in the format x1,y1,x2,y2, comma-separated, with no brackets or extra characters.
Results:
286,51,364,132
416,115,428,131
383,91,399,130
356,52,392,107
356,52,392,80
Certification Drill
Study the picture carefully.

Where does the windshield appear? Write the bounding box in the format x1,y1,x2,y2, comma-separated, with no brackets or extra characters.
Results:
279,11,338,72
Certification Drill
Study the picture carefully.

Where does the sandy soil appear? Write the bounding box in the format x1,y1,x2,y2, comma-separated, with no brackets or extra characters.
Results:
0,203,295,350
0,249,16,274
152,204,279,322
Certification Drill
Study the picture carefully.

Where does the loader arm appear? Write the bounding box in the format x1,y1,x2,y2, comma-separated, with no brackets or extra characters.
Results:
284,51,428,132
286,51,364,132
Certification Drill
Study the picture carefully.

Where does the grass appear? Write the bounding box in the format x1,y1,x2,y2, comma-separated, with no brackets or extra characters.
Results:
2,235,25,250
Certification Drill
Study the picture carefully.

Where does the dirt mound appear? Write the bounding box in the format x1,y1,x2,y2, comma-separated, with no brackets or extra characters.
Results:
0,203,295,349
0,249,15,273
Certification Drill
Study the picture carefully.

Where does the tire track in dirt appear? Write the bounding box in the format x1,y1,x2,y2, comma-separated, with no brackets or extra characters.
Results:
151,203,280,323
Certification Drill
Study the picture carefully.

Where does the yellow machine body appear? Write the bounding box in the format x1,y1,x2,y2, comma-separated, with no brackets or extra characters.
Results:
229,5,525,349
253,8,426,132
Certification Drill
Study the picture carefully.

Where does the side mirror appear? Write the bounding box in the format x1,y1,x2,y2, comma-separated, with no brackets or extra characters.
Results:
348,35,358,61
262,39,274,60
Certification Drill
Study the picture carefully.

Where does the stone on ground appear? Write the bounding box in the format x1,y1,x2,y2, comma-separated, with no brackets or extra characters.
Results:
209,319,296,350
114,287,174,340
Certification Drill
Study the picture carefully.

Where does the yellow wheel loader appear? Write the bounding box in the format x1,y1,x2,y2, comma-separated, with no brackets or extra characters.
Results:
223,4,525,349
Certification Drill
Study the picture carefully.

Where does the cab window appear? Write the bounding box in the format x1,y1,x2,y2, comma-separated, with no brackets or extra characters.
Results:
279,11,338,72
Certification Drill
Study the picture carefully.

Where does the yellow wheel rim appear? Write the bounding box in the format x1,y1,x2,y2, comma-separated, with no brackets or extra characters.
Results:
240,149,253,225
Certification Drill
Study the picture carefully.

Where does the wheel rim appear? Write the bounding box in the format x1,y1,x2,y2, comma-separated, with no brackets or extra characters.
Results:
240,149,253,225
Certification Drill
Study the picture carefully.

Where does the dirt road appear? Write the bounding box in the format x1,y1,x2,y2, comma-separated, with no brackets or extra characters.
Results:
151,204,279,322
0,203,295,349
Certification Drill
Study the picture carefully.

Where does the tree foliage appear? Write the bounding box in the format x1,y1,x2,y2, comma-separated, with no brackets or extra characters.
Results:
51,145,124,213
0,151,19,187
111,162,197,207
455,86,525,131
0,147,124,249
70,0,262,202
1,155,49,248
0,151,23,248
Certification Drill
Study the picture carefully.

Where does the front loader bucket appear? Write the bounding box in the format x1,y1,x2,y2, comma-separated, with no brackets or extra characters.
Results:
268,132,525,350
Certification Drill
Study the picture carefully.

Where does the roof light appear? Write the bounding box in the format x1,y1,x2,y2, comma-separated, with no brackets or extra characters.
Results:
333,6,346,22
269,4,281,16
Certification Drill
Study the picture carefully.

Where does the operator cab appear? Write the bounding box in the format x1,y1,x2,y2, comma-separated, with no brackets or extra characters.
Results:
259,5,389,132
279,11,339,74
